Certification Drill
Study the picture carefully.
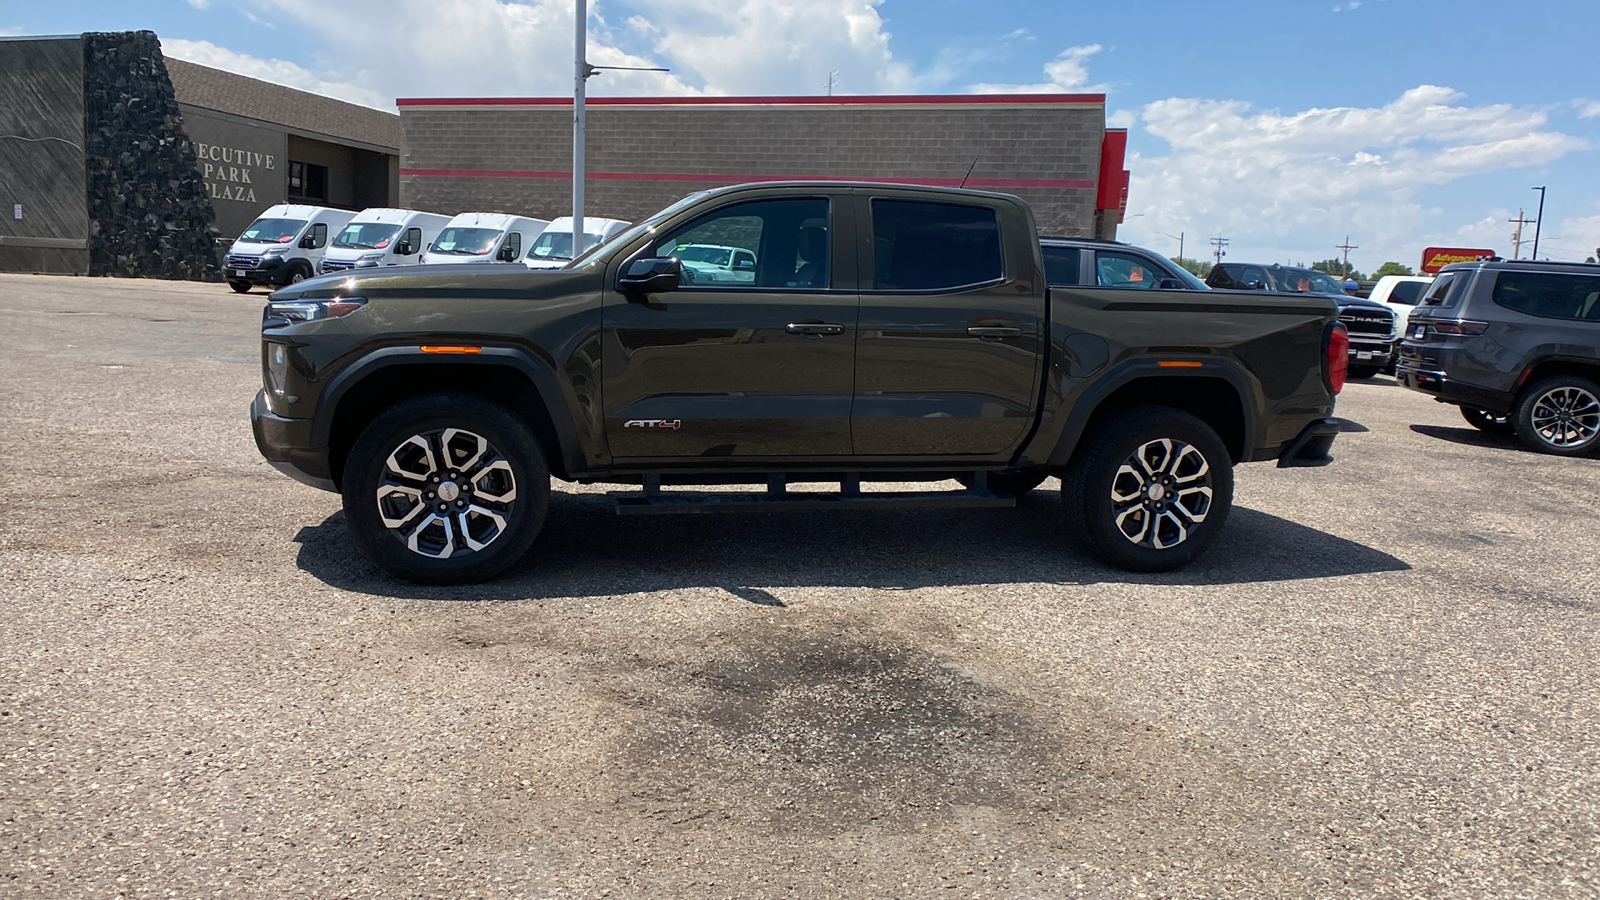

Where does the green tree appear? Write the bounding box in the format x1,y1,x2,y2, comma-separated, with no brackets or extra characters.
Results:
1171,256,1212,279
1372,261,1414,277
1310,258,1366,282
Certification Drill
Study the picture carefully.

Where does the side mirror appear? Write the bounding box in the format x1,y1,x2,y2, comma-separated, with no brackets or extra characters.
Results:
618,257,682,294
497,244,516,262
734,259,755,271
298,235,315,249
1158,277,1184,290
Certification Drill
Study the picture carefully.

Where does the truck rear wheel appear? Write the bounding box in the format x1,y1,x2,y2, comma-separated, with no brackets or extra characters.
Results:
1063,406,1234,572
341,392,550,584
1460,407,1512,435
1512,375,1600,457
228,280,251,293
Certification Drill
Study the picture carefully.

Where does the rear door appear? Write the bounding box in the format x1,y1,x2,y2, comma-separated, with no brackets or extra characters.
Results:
600,192,860,459
851,192,1045,458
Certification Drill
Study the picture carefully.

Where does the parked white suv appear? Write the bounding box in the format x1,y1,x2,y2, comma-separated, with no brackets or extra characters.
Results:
1367,275,1434,330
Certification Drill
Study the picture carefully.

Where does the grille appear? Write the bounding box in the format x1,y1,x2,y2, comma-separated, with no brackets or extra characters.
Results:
1339,307,1396,337
226,253,261,268
320,259,356,273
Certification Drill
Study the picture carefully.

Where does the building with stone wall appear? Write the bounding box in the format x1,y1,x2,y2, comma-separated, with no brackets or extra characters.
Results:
0,31,401,278
397,95,1128,239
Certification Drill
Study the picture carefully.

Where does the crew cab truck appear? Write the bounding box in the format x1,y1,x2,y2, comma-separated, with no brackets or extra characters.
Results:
252,182,1349,584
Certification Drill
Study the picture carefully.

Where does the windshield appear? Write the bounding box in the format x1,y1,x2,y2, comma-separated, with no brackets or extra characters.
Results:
528,230,606,261
238,218,306,244
332,222,402,250
674,245,732,266
566,193,708,268
430,227,502,255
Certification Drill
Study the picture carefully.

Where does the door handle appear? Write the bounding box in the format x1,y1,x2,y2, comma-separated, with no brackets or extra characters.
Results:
967,326,1023,338
786,322,845,335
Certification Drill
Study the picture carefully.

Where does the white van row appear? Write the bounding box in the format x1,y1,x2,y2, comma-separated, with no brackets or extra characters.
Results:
223,204,632,292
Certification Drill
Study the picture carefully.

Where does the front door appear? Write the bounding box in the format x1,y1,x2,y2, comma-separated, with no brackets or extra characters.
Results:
601,194,859,459
852,195,1044,458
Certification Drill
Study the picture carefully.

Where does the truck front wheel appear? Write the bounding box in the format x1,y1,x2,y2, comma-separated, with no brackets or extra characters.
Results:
1063,406,1234,572
342,392,550,584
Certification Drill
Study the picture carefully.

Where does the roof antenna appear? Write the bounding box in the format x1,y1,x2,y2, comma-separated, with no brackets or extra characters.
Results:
958,158,979,189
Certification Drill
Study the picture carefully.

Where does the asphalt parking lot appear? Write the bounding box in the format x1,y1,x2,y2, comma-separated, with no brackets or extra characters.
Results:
1,272,1596,898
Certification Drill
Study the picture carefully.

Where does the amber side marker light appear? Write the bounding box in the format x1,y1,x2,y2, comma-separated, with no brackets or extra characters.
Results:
1157,360,1204,368
419,345,482,354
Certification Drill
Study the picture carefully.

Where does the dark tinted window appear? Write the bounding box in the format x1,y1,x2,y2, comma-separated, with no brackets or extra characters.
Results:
308,222,327,249
1421,272,1465,307
1389,280,1427,305
1240,266,1269,289
1208,265,1238,288
1041,245,1081,285
1492,271,1600,320
872,199,1003,290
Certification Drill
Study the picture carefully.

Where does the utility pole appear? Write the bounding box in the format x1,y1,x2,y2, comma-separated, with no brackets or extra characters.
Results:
1531,186,1546,260
824,71,839,96
1336,235,1359,281
1210,235,1229,267
1509,208,1536,259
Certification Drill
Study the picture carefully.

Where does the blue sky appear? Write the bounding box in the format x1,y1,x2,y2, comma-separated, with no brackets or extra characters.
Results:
6,0,1599,272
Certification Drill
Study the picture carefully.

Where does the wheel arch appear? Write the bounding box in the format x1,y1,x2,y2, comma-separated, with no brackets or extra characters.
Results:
314,348,584,488
1048,365,1254,468
1516,356,1600,397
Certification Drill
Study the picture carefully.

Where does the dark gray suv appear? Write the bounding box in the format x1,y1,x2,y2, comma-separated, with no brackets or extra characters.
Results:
1397,259,1600,456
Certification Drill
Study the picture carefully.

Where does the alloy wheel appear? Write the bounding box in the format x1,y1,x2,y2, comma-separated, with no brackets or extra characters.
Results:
374,428,518,558
1529,386,1600,449
1109,438,1214,549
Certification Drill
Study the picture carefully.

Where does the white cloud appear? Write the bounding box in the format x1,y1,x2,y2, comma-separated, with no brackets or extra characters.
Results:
968,44,1106,94
1577,100,1600,119
1117,86,1588,267
161,38,395,110
185,0,210,9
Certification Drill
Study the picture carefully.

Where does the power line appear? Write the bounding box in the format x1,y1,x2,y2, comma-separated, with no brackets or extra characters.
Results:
1509,208,1536,259
1336,235,1359,280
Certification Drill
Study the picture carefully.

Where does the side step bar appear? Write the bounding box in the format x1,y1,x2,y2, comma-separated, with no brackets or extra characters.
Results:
610,473,1016,515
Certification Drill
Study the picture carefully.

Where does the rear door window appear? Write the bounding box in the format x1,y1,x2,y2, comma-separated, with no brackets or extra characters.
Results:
1208,265,1238,288
1421,272,1465,308
871,199,1003,291
1041,245,1081,286
1388,280,1427,305
1492,271,1600,320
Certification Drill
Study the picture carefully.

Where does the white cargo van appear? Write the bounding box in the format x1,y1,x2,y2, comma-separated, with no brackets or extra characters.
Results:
318,208,452,275
225,204,356,293
420,213,550,266
523,216,631,269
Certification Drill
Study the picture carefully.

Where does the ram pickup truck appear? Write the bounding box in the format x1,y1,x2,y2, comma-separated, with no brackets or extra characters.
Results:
252,182,1350,584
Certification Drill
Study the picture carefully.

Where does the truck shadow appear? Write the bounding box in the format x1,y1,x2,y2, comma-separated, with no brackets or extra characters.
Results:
1409,423,1523,453
292,490,1411,602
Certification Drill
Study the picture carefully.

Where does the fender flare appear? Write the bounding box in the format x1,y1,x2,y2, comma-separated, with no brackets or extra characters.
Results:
1043,359,1262,468
311,345,587,478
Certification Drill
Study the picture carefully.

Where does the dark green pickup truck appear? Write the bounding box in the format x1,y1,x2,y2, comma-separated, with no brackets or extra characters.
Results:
252,182,1350,583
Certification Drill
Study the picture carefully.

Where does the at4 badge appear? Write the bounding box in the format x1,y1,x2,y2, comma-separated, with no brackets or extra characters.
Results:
624,419,683,430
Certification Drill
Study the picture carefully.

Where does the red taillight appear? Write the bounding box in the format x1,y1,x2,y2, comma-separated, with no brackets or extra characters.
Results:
1325,321,1349,394
1430,319,1489,336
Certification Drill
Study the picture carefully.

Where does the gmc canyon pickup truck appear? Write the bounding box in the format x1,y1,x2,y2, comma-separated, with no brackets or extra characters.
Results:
252,182,1350,583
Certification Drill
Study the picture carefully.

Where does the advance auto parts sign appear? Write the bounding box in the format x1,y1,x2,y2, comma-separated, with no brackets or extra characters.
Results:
1421,247,1495,274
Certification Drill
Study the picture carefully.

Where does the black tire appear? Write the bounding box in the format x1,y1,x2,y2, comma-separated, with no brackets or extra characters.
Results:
287,262,313,285
1511,375,1600,457
1347,365,1382,380
1062,405,1234,572
1460,407,1512,435
958,469,1049,497
228,280,251,293
342,392,550,583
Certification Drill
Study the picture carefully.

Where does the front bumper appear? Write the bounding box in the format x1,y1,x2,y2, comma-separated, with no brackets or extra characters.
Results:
1276,417,1347,468
251,390,337,492
1346,337,1396,368
228,257,291,286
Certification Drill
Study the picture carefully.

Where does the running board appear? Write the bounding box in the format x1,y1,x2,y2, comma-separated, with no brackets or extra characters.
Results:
610,473,1016,515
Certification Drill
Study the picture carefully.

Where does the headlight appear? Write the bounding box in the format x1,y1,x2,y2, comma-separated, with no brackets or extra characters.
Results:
355,252,385,267
261,247,288,258
266,341,289,394
262,297,366,329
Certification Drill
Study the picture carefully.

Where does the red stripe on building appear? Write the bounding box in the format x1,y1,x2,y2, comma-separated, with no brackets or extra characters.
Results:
397,93,1106,107
399,167,1095,190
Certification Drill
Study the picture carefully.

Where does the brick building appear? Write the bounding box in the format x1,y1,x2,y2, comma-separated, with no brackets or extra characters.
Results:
397,95,1129,239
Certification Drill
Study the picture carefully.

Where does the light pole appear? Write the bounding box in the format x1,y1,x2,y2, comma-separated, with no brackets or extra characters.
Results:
1158,231,1184,261
573,0,665,254
1531,186,1547,261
